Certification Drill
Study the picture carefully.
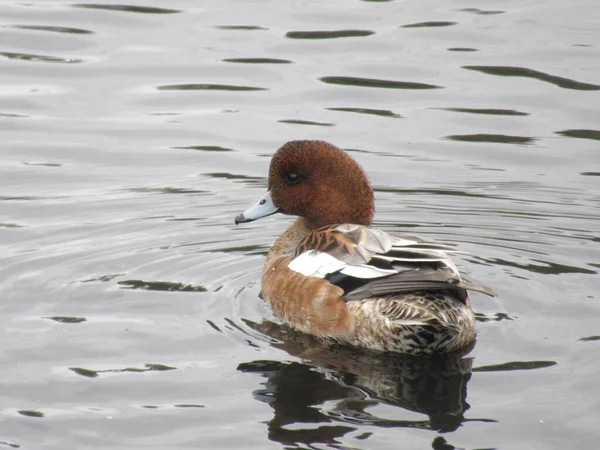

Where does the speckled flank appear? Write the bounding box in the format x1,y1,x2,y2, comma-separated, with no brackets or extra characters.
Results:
344,291,476,354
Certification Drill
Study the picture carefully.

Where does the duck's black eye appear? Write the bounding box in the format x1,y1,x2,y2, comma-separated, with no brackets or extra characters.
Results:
285,172,301,185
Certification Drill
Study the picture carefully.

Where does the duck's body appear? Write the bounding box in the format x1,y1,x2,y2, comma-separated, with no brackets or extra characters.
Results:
236,140,495,355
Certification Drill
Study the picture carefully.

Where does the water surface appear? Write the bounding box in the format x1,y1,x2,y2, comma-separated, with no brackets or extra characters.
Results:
1,1,599,448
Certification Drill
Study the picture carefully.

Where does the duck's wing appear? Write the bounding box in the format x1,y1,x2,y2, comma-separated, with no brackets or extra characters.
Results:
291,224,496,302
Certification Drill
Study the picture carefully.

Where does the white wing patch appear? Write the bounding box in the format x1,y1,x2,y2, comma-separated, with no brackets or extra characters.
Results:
288,250,396,279
288,250,345,278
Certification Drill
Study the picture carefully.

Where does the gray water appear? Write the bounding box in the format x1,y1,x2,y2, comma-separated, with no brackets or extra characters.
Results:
1,1,599,449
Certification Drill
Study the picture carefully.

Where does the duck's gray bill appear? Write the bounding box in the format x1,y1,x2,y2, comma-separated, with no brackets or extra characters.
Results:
235,190,280,224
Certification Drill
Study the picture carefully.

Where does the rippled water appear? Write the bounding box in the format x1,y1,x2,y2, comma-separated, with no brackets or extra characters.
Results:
1,1,599,448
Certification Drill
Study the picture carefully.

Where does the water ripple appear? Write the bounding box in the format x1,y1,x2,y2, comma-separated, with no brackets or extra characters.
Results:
458,8,505,15
327,107,402,118
278,119,334,127
286,30,374,39
173,145,234,152
222,58,292,64
321,76,442,90
464,65,600,91
437,107,529,116
73,4,181,14
214,25,267,31
445,134,535,145
402,21,458,28
555,129,600,141
10,25,94,35
0,51,85,64
157,83,267,91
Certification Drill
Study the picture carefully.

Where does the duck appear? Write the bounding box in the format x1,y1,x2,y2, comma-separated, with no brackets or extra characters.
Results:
235,140,495,354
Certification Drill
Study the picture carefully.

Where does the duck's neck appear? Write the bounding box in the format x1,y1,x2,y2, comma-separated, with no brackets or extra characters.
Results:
267,217,311,260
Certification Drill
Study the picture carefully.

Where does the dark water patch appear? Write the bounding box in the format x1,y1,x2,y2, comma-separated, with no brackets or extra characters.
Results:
474,312,514,323
438,107,529,116
579,335,600,342
474,360,557,372
158,83,266,92
70,363,177,378
0,51,85,64
0,112,28,118
466,165,506,172
0,222,24,228
126,186,208,195
174,404,205,408
118,280,207,292
206,320,222,333
486,258,597,275
286,30,374,39
17,410,44,418
73,4,181,14
214,25,267,30
174,145,234,152
580,172,600,176
81,274,124,283
321,76,442,90
458,8,505,15
222,57,292,64
204,172,265,186
70,367,99,378
11,25,94,35
375,187,512,201
464,65,600,91
447,47,478,52
209,244,266,255
327,107,402,118
278,119,335,127
402,21,458,28
0,195,62,201
23,162,63,167
45,316,86,324
556,129,600,141
445,133,535,144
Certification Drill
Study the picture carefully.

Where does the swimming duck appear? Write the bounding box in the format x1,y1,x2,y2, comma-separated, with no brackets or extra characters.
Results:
235,140,495,354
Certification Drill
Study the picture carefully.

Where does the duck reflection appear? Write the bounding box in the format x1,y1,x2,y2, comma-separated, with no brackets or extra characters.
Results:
238,319,476,447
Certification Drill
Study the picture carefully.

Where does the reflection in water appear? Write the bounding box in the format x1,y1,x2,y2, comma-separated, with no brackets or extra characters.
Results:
157,83,267,91
320,76,442,90
286,30,374,39
239,320,487,447
72,4,181,14
463,66,600,91
401,21,458,28
278,119,335,127
117,279,208,292
326,107,402,118
222,58,292,64
11,25,94,35
0,51,85,64
555,129,600,141
437,107,529,116
445,134,535,145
